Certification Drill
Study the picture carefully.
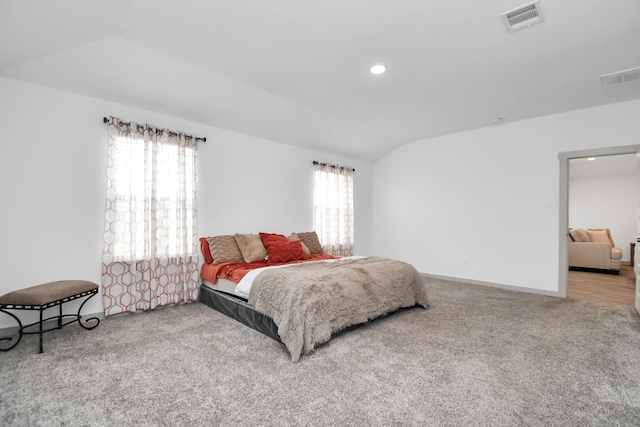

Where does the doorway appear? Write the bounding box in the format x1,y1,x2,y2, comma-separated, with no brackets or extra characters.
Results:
566,154,637,305
558,145,640,310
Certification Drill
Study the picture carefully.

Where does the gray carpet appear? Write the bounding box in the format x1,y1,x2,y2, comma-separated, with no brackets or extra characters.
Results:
1,278,639,426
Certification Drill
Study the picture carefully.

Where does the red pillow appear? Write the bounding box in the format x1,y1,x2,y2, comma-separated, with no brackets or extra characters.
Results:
200,237,213,264
266,240,307,265
259,232,288,248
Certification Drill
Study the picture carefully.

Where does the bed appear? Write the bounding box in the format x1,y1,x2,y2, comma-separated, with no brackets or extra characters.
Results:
198,232,428,361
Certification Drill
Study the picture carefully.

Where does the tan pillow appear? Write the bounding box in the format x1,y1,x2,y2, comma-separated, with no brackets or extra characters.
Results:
569,228,590,242
287,234,311,256
207,235,244,265
587,228,614,247
586,229,610,246
294,231,324,254
234,233,267,263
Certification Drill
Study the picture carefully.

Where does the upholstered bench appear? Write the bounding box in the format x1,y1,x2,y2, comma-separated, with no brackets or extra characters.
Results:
0,280,100,353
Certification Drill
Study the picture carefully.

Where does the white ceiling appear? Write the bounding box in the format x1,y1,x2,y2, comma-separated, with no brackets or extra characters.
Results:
2,0,640,161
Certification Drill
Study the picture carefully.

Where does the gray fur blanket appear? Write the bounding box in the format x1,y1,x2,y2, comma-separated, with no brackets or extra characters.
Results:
248,257,428,362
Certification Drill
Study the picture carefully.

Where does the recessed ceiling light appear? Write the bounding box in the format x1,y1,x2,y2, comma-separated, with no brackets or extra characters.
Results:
587,157,596,161
490,117,503,124
370,64,386,75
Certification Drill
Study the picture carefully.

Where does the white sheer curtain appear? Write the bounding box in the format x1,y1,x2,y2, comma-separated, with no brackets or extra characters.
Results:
313,162,354,256
101,117,199,316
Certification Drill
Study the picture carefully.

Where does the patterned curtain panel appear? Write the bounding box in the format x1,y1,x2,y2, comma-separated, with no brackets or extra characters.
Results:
102,117,199,316
313,162,355,256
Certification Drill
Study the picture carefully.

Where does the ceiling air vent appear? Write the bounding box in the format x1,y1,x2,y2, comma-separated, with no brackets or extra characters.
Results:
501,1,544,32
600,67,640,88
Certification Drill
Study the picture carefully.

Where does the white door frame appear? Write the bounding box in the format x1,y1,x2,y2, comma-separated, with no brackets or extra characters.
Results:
558,144,640,298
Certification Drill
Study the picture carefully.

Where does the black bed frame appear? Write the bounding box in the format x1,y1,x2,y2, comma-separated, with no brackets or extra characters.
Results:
198,283,425,349
198,284,282,343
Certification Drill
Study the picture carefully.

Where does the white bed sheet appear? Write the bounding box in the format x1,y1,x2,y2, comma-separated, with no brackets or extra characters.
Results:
202,277,245,298
234,256,363,299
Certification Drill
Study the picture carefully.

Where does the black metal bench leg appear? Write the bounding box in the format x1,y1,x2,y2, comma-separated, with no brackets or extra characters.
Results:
0,308,24,352
77,291,100,330
39,308,44,354
58,304,63,329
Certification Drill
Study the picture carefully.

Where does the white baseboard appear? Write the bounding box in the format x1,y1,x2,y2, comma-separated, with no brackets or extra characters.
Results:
420,272,561,298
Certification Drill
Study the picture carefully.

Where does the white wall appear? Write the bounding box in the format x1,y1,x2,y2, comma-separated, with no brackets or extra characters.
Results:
373,98,640,294
197,125,373,246
0,76,372,327
569,174,637,262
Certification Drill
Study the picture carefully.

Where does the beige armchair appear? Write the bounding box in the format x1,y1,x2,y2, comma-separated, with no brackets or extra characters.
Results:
568,228,622,273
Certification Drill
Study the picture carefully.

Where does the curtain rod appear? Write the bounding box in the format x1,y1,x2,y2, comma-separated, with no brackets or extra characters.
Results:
102,117,206,142
313,160,355,172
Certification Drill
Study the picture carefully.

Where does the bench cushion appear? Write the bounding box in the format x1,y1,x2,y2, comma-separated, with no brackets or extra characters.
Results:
0,281,98,306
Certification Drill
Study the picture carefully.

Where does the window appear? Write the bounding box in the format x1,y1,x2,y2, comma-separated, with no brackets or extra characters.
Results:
313,162,354,256
110,136,196,260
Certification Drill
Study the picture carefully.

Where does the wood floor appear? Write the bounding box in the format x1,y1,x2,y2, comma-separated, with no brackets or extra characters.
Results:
568,263,636,306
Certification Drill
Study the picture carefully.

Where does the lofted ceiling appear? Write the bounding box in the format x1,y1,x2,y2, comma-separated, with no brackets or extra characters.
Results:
1,0,640,161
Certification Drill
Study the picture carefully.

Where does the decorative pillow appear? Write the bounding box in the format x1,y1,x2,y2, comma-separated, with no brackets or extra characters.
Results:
259,232,289,248
266,240,307,265
206,235,244,265
569,228,590,243
588,228,615,247
200,237,214,264
295,231,324,254
234,233,267,263
587,229,613,247
287,234,311,256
